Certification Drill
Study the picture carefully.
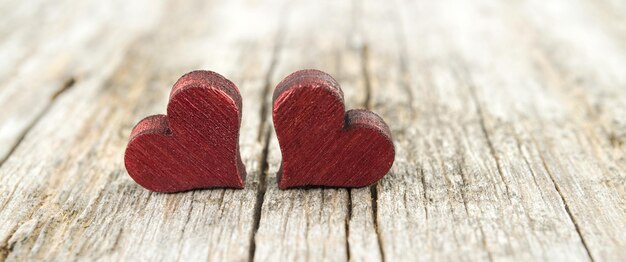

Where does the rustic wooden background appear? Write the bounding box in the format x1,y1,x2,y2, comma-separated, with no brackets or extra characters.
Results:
1,0,625,261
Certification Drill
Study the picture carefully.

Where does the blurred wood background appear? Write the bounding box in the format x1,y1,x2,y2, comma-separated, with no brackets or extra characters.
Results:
0,0,625,261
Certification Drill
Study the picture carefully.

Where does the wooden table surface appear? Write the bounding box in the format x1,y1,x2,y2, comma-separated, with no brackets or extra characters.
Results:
1,0,625,261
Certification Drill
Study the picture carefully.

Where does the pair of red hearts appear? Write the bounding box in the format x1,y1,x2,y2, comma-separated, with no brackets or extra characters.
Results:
124,70,395,192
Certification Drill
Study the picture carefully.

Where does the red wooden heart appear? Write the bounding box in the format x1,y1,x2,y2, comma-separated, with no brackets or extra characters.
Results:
272,69,395,189
124,71,245,192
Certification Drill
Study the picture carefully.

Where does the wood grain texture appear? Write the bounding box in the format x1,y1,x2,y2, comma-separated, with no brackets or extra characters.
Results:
0,0,283,260
0,0,159,163
1,0,624,261
272,69,394,189
125,70,246,192
253,1,375,261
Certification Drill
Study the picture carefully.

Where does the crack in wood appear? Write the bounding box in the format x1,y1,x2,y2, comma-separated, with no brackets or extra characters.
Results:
249,113,272,262
513,130,550,207
359,41,385,262
256,17,286,143
249,8,288,258
345,189,352,262
0,77,77,167
533,140,596,262
369,185,385,262
51,77,76,100
249,55,282,260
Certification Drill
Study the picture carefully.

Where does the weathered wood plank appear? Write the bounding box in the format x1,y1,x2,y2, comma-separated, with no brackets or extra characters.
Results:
0,0,283,260
505,0,626,259
252,1,382,261
367,0,597,260
518,0,626,164
0,0,624,261
0,0,160,163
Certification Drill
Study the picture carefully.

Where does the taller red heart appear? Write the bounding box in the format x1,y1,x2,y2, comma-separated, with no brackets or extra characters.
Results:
273,69,395,189
124,71,245,192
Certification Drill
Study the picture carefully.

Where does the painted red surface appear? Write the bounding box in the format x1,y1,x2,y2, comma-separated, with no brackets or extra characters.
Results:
273,69,395,189
124,71,245,192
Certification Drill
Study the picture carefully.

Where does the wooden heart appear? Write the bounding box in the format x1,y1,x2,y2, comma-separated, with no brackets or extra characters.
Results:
272,69,395,189
124,71,245,192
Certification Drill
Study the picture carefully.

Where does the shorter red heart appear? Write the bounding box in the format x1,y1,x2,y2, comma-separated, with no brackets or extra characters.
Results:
272,69,395,189
124,71,245,192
